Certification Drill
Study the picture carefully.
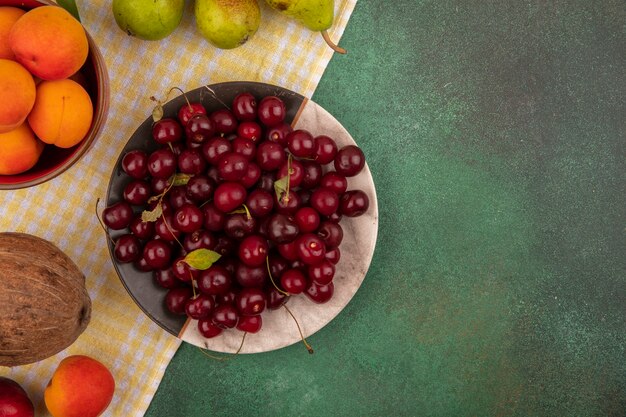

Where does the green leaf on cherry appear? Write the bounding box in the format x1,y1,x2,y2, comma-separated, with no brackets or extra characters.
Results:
228,204,251,219
171,173,192,186
184,248,221,270
152,103,164,123
141,202,163,222
274,175,289,201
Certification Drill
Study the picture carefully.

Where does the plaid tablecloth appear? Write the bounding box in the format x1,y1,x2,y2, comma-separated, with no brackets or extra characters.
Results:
0,0,356,415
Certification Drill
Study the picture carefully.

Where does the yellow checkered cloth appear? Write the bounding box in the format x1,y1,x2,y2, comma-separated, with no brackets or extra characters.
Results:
0,0,356,415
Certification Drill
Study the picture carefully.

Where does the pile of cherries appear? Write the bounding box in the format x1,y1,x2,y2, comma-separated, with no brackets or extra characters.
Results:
102,91,369,340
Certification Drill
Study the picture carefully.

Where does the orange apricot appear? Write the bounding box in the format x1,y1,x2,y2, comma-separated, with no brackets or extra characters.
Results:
0,122,44,175
0,6,25,60
0,58,36,133
9,5,88,80
28,79,94,148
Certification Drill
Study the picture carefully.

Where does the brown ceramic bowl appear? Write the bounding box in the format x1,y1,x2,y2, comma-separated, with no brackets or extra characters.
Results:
0,0,109,190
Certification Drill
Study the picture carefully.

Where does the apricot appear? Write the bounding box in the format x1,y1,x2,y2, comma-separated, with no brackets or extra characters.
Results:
0,122,44,175
9,5,88,80
0,6,25,60
28,79,93,148
0,58,36,133
44,355,115,417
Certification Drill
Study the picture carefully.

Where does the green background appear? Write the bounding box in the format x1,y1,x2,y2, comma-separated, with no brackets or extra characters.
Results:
146,1,625,416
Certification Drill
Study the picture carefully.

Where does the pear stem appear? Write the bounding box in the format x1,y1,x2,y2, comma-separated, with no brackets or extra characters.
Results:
321,31,347,54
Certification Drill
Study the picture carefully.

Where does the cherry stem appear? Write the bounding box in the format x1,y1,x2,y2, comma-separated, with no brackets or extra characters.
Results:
197,332,247,361
189,269,197,298
321,31,347,54
283,304,314,354
266,256,290,296
204,85,231,110
94,198,116,246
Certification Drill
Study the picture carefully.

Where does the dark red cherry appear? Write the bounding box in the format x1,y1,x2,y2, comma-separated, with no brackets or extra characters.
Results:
280,268,307,294
295,207,320,233
217,152,249,181
314,135,338,164
320,172,348,194
236,287,267,316
154,268,181,289
295,233,326,265
178,148,206,175
213,182,247,213
123,179,151,206
152,118,182,144
165,286,193,315
287,129,316,158
114,234,141,263
307,260,335,285
129,215,155,240
122,150,148,179
305,281,334,304
232,92,257,121
258,96,286,126
202,136,232,164
237,121,263,142
210,109,238,134
103,201,133,230
148,148,177,179
178,102,206,126
172,256,200,282
245,189,274,217
316,220,343,248
238,235,269,267
334,145,365,177
198,265,233,295
198,319,223,338
310,188,339,216
267,213,299,243
340,190,370,217
143,239,172,269
256,141,286,171
266,286,289,310
211,303,239,328
185,293,215,319
236,315,262,333
235,263,268,288
185,114,215,144
264,122,292,147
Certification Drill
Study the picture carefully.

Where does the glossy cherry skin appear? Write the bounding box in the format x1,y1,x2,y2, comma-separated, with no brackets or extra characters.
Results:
172,257,200,282
217,152,249,181
232,92,257,121
239,162,262,188
154,213,182,242
264,122,292,147
238,235,269,267
295,207,320,233
320,172,348,194
305,281,334,304
334,145,366,177
185,114,215,144
232,137,257,161
202,136,232,165
236,315,263,333
114,234,141,263
152,118,182,144
103,201,133,230
178,102,206,126
210,109,238,134
173,203,204,233
276,159,304,188
325,247,341,264
224,213,256,239
122,150,148,179
267,213,299,243
300,160,323,189
185,293,215,320
154,268,181,289
340,190,370,217
237,121,263,142
314,135,338,164
186,175,215,202
211,304,239,329
143,239,172,269
274,190,301,215
295,233,326,265
308,260,335,285
198,265,232,295
256,141,286,171
236,287,267,316
198,319,223,338
316,220,343,248
183,229,217,252
213,182,247,213
178,148,206,175
123,179,151,206
280,268,307,294
310,188,339,216
266,286,289,310
287,129,316,158
148,148,177,179
246,189,274,217
165,286,193,315
130,215,155,240
258,96,286,126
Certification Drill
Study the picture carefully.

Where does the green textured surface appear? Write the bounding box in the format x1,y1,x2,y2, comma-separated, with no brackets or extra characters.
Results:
146,1,625,416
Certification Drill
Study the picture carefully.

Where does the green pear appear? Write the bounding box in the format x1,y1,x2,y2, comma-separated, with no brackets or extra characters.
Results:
265,0,345,53
195,0,261,49
112,0,185,41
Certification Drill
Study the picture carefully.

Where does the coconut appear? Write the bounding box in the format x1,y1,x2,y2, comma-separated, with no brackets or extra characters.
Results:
0,233,91,367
